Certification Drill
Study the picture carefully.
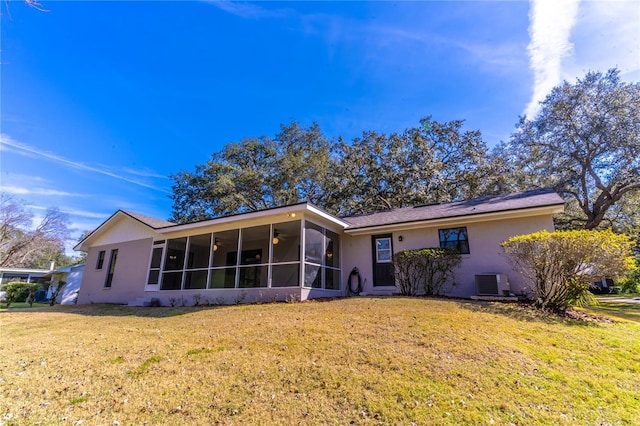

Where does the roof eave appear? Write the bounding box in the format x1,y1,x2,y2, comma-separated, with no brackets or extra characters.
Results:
343,204,565,236
156,203,349,235
73,210,160,252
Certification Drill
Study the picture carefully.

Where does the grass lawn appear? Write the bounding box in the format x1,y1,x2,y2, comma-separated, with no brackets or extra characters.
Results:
0,302,50,309
581,298,640,323
1,297,639,425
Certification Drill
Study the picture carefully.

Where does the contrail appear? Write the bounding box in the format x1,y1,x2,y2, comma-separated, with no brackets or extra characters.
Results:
1,134,170,193
525,0,580,118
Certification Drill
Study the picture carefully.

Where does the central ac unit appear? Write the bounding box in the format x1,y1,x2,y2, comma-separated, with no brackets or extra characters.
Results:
475,273,510,296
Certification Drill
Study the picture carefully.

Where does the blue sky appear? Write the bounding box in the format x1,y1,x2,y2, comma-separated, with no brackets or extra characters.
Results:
1,0,639,254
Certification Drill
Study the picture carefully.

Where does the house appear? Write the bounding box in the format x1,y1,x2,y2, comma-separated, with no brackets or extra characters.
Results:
74,188,564,306
0,265,54,286
42,263,86,304
0,265,55,302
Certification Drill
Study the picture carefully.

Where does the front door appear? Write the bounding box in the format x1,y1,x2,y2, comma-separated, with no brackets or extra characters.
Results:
372,234,394,286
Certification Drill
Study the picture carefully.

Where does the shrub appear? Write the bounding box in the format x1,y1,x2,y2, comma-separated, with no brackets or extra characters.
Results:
619,268,640,294
2,282,41,307
502,230,636,311
393,248,462,296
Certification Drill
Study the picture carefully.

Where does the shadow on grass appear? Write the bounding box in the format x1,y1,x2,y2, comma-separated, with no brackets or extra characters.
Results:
0,303,235,318
0,297,350,318
456,299,599,327
579,301,640,323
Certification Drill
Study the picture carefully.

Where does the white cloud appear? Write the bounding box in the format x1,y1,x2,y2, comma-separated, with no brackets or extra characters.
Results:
525,0,639,118
206,1,289,19
0,133,170,193
121,167,169,180
2,185,85,197
525,0,580,118
26,205,109,220
564,0,640,80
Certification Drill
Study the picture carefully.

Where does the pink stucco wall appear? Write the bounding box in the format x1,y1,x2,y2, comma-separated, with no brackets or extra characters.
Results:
342,215,555,298
77,238,153,304
77,237,344,306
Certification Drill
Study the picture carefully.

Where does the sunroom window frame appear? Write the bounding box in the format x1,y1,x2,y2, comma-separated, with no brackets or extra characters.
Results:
149,219,306,292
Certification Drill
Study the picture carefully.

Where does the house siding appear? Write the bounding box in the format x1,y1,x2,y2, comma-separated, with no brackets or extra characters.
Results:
74,192,563,305
342,214,555,297
77,238,153,305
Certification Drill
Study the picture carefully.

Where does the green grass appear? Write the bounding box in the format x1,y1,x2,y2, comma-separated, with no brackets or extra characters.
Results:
581,299,640,323
0,302,50,309
1,297,639,425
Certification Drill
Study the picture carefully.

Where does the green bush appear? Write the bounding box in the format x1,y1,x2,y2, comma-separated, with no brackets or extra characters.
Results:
619,269,640,294
393,248,462,296
502,230,636,311
2,282,41,307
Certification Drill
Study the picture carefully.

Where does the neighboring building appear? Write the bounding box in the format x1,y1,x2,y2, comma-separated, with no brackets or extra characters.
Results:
0,266,53,286
0,263,85,304
74,188,564,306
42,263,86,304
0,265,54,303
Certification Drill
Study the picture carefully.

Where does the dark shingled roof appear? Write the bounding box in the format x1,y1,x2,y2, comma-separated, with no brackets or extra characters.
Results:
342,188,564,230
121,211,176,229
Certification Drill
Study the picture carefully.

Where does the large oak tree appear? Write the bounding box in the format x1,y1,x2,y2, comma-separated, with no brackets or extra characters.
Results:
170,121,334,222
169,118,491,221
331,117,491,216
506,69,640,230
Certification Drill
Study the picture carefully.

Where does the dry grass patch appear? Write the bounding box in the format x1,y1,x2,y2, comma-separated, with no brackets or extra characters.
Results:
1,297,639,425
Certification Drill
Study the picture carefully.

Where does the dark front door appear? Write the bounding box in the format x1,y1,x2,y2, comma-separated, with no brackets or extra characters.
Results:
372,234,394,286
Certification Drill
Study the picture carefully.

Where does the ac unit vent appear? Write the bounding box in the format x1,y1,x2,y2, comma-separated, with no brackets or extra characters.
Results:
475,274,510,296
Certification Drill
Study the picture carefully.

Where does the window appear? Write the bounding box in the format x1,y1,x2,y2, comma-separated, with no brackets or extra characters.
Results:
96,251,106,269
104,249,118,288
184,234,211,289
272,220,300,263
150,221,307,291
375,237,392,263
147,247,163,285
238,225,270,288
161,237,187,290
303,221,341,290
164,237,187,271
210,229,239,289
438,227,470,254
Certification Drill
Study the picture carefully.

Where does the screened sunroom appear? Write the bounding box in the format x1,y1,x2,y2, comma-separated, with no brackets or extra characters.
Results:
142,204,346,302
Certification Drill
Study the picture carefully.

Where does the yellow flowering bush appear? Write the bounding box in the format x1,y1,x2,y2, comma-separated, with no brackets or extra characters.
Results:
502,230,636,310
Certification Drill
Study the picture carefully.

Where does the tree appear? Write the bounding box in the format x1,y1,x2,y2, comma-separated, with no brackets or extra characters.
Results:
0,196,70,268
332,117,491,216
505,69,640,230
170,117,492,220
502,230,636,311
47,280,66,306
606,190,640,243
169,121,334,222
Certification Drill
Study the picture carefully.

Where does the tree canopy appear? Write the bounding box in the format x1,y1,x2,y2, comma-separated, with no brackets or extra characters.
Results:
170,122,334,222
170,117,492,221
503,69,640,230
169,68,639,243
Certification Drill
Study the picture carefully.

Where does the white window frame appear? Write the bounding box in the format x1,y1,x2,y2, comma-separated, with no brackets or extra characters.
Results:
375,237,393,264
